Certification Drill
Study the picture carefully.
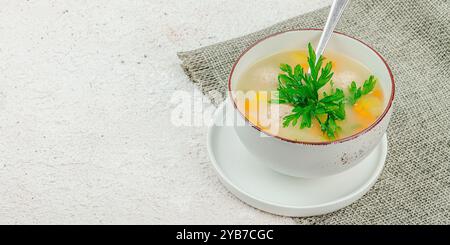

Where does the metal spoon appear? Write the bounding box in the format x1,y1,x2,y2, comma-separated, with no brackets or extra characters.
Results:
314,0,350,63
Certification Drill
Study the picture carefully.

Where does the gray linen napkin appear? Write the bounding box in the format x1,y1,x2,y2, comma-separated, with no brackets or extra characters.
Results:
178,0,450,224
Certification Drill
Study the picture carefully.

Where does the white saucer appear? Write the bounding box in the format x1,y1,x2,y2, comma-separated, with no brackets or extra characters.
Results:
207,102,387,217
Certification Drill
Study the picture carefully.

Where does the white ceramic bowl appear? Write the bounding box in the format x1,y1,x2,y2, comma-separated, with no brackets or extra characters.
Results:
228,29,395,178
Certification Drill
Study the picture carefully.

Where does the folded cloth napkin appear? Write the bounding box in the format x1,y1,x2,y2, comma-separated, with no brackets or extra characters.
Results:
178,0,450,224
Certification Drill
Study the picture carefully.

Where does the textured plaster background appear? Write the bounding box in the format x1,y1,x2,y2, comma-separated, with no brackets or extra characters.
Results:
0,0,330,224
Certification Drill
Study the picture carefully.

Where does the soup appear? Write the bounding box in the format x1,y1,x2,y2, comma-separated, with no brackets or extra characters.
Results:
234,50,385,142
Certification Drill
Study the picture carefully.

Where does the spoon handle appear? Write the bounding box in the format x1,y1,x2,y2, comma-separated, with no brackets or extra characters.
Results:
315,0,350,60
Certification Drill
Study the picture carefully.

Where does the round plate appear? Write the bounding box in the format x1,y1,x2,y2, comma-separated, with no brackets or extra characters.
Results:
207,101,387,217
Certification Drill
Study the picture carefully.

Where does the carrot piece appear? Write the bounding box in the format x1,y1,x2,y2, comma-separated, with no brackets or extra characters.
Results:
371,88,383,100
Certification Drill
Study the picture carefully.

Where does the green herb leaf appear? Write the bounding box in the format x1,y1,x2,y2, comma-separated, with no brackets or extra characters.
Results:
294,65,304,82
348,76,377,105
273,43,377,139
362,75,377,95
300,106,313,129
280,64,293,77
320,88,344,103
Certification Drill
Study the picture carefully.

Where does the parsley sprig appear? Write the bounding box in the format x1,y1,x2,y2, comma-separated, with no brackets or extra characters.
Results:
272,43,376,139
347,75,377,105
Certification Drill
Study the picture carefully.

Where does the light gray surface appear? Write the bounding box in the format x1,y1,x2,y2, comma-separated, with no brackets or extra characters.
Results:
0,0,332,224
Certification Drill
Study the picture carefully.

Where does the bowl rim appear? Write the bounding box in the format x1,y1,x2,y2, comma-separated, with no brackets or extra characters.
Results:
228,28,395,146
